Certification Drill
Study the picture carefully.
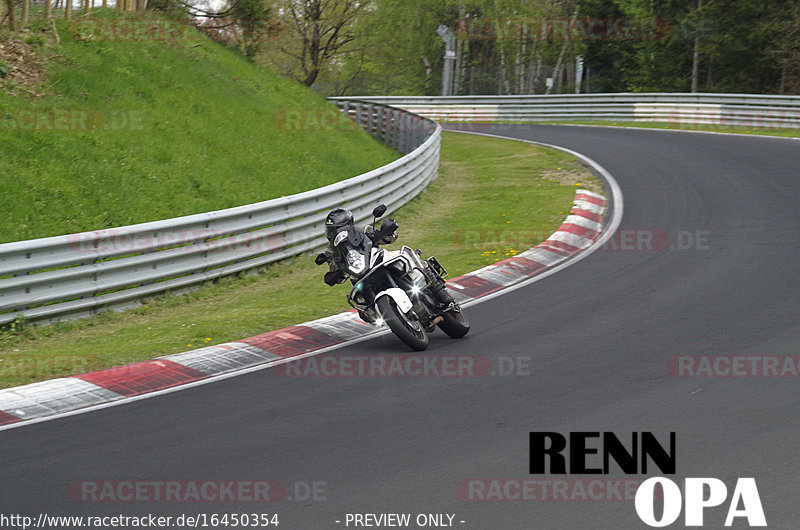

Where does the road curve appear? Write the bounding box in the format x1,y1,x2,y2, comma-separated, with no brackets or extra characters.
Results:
1,124,798,529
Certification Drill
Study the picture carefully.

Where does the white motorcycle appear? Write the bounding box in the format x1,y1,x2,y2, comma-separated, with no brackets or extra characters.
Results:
315,205,469,351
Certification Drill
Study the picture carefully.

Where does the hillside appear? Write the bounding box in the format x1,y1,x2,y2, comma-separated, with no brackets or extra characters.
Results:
0,10,397,243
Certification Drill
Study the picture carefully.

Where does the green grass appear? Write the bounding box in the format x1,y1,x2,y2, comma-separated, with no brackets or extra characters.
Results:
523,120,800,138
0,131,601,388
0,9,397,243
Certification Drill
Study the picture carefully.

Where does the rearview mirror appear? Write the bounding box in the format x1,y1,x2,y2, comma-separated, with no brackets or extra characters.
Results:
372,204,387,218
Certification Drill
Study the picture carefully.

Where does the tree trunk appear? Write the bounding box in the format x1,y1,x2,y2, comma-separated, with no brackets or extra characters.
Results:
421,55,432,94
499,48,511,95
65,0,72,20
546,43,568,95
83,0,89,15
690,0,702,93
530,56,541,94
454,5,466,95
779,62,786,95
6,0,17,31
454,36,464,95
44,0,51,19
545,9,577,95
468,64,474,95
691,34,700,92
302,68,320,87
21,0,28,23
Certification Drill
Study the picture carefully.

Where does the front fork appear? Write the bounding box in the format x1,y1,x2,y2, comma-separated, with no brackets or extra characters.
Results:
364,260,452,326
420,264,454,311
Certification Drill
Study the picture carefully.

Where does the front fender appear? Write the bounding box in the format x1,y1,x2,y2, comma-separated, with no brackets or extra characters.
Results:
375,287,413,314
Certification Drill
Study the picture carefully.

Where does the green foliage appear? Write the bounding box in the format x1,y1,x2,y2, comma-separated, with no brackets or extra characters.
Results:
583,0,798,93
24,35,45,48
147,0,187,16
228,0,274,58
1,316,28,334
229,0,270,23
265,0,800,96
0,60,9,78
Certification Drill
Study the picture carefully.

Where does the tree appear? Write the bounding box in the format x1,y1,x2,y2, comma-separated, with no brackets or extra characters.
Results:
762,1,800,94
155,0,277,59
229,0,274,57
327,0,457,95
271,0,367,86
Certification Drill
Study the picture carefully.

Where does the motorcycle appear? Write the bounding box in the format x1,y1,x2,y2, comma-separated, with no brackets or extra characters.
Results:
315,204,469,351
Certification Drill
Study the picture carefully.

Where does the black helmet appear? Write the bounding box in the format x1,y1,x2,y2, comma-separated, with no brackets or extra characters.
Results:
325,208,354,241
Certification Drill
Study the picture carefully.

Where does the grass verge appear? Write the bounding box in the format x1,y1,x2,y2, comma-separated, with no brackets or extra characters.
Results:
0,9,397,243
0,131,601,388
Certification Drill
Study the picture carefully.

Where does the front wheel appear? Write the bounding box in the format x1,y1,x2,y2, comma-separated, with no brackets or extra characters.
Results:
438,304,470,338
376,296,429,351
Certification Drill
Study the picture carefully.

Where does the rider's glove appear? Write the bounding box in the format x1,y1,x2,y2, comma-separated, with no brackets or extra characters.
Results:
324,269,346,286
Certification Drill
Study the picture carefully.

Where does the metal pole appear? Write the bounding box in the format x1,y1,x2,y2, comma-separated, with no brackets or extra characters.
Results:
436,25,457,97
575,56,584,94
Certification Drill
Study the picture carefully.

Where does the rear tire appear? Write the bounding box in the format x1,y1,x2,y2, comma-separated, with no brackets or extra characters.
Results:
438,304,470,338
376,296,429,351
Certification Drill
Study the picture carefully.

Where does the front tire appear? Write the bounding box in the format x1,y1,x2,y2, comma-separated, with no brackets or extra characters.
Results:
376,296,429,351
438,304,470,338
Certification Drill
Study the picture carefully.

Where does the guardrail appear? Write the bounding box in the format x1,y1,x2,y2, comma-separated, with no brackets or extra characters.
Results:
0,101,441,326
329,93,800,129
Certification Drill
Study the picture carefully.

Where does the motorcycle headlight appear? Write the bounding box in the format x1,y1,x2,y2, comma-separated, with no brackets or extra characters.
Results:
333,231,348,246
345,249,366,274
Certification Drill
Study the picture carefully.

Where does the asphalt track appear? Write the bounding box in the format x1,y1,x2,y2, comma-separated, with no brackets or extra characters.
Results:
1,124,799,529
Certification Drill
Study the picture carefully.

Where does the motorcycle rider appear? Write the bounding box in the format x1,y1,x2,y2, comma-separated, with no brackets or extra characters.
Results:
322,208,394,286
321,208,455,320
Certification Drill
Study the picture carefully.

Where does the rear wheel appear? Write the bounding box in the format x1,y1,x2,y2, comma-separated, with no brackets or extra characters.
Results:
438,304,470,338
376,296,429,351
